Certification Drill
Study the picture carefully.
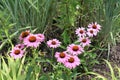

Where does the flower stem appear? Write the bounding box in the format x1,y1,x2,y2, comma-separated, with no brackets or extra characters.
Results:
51,48,54,61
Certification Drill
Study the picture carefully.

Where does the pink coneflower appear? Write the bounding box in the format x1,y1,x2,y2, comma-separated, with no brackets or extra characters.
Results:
19,30,30,40
36,33,45,42
10,47,24,59
67,44,84,55
79,37,91,47
64,55,80,69
75,27,86,37
88,22,101,32
15,44,25,49
47,39,61,48
87,28,97,37
23,34,41,48
55,51,69,63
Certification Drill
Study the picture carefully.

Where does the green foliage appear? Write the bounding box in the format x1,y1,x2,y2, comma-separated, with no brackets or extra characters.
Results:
54,0,80,45
0,55,26,80
0,12,30,50
96,0,120,45
0,0,56,32
0,9,30,50
80,51,99,72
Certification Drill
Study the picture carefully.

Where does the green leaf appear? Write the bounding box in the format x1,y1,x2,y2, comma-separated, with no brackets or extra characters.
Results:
61,29,71,45
39,74,50,80
25,66,34,80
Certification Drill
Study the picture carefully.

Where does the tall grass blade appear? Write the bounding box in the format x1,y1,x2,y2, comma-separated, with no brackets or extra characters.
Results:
104,59,117,80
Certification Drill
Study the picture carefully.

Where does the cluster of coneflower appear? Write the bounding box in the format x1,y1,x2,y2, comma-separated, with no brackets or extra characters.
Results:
10,22,101,69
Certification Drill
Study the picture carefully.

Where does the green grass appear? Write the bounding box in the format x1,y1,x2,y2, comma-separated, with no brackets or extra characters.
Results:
0,0,56,32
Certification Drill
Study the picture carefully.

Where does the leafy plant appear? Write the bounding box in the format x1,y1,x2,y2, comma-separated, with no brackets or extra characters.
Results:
54,0,80,45
0,49,42,80
0,55,26,80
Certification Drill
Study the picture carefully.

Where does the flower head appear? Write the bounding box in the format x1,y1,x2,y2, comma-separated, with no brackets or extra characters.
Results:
10,47,24,59
67,44,84,55
87,28,97,37
88,22,101,33
79,37,91,47
19,30,30,41
75,27,86,37
47,39,61,48
15,44,25,49
23,34,41,48
55,51,69,63
36,33,45,42
64,55,80,69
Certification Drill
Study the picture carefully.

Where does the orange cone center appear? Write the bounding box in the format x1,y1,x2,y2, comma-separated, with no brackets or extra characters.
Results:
68,57,74,63
90,30,93,33
14,49,20,55
59,52,65,58
29,36,36,42
79,30,84,34
82,39,87,43
92,24,97,29
21,31,29,38
72,46,79,51
51,41,56,45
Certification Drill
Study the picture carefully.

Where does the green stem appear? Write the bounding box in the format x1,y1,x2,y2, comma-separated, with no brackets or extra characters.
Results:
51,48,54,61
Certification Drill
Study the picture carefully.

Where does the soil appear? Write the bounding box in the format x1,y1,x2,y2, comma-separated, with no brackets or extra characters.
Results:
110,43,120,67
